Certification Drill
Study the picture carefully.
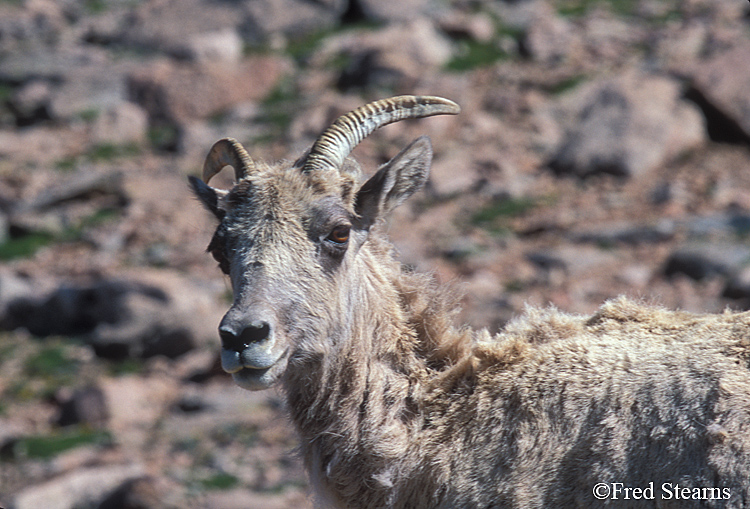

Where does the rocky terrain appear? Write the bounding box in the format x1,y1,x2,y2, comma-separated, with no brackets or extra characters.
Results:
0,0,749,507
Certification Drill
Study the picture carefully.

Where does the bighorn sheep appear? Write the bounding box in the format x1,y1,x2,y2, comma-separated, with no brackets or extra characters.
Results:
190,96,750,508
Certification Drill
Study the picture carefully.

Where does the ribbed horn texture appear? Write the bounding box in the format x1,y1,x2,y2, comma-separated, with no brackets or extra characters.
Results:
303,95,460,174
202,138,255,184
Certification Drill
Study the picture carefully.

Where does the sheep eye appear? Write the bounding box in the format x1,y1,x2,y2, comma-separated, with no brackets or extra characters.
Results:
326,225,350,245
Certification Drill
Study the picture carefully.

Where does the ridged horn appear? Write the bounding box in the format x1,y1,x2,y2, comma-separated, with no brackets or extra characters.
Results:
302,95,460,174
202,138,255,184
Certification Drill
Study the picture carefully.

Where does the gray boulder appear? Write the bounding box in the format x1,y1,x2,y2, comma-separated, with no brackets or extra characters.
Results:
549,72,706,177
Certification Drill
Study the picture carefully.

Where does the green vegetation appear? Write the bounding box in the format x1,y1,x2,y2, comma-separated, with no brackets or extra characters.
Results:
0,83,14,102
87,142,140,162
470,195,555,236
3,342,84,400
77,108,101,123
55,142,142,171
199,472,240,491
84,0,108,14
253,78,301,143
148,124,180,152
24,343,80,379
445,39,510,72
0,207,121,261
285,29,336,64
444,15,523,72
5,429,113,461
283,21,382,65
108,357,146,377
556,0,643,18
472,197,538,226
548,74,588,95
0,231,55,261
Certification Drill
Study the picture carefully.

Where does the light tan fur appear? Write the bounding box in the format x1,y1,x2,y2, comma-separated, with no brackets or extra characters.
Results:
192,118,750,509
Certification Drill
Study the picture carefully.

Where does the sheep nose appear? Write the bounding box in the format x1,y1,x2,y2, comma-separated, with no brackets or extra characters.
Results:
219,322,271,353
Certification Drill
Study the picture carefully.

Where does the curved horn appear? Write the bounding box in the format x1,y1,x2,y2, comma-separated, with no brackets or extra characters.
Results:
303,95,460,174
202,138,256,184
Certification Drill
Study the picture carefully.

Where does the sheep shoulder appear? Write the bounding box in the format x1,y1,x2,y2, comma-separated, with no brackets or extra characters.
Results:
411,297,750,507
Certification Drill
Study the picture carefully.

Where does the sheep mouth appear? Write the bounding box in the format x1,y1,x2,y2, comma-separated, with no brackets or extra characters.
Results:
221,347,288,390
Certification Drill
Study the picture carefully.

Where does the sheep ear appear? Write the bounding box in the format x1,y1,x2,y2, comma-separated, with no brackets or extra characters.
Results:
189,176,228,220
354,136,432,228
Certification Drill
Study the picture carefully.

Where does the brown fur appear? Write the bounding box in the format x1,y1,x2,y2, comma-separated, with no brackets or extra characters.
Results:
192,136,750,508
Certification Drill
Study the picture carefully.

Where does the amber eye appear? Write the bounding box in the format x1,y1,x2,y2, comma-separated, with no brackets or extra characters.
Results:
326,225,350,245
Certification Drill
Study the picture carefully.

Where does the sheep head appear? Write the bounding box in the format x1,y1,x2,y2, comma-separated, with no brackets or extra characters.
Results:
190,96,460,390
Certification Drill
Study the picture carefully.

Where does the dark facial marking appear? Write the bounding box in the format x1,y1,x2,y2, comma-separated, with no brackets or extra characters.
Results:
207,226,231,275
306,197,355,274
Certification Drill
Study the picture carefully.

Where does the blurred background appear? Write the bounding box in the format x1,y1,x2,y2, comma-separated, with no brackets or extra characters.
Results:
0,0,749,507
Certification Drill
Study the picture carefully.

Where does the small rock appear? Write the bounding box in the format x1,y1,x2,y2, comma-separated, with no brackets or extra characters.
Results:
56,386,109,428
723,266,750,301
128,56,291,124
91,102,149,146
2,277,201,360
242,0,346,41
663,243,749,281
117,0,242,56
548,72,706,178
0,125,88,166
9,79,53,125
331,20,452,91
11,464,145,509
690,41,750,142
570,219,676,246
101,374,179,449
48,63,131,121
200,488,312,509
438,12,496,43
97,476,173,509
524,8,579,64
16,170,126,213
181,29,244,64
526,245,621,278
428,147,478,197
356,0,434,23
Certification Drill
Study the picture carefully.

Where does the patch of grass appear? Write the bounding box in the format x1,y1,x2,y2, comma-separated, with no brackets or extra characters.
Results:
87,142,140,162
7,429,113,461
444,13,523,73
470,196,552,237
148,124,180,152
0,231,55,261
0,341,17,362
284,21,382,65
445,39,510,72
199,472,240,491
556,0,641,18
0,82,15,102
504,280,527,293
0,207,121,261
24,344,80,379
211,423,259,448
54,142,142,171
84,0,107,14
77,108,100,123
253,78,301,143
285,28,335,64
471,197,538,226
548,74,588,95
55,157,77,172
108,358,145,377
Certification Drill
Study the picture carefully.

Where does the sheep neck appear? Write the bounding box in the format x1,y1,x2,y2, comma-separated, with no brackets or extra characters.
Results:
281,235,447,504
